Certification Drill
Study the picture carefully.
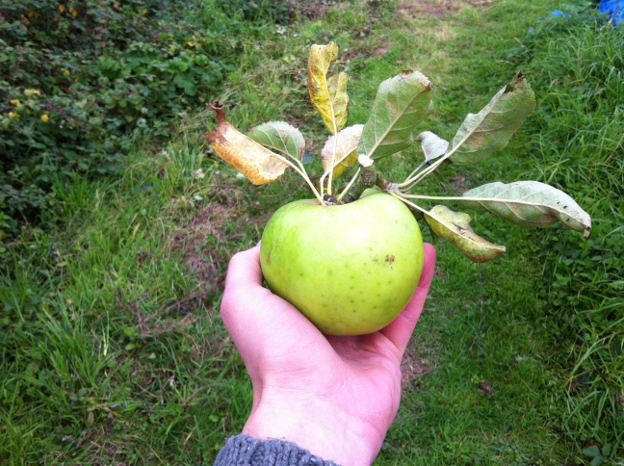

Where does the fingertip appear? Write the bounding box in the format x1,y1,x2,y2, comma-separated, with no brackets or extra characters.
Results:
423,242,436,260
225,243,262,284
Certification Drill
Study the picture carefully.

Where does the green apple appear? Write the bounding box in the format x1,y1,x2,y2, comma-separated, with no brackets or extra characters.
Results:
260,191,424,335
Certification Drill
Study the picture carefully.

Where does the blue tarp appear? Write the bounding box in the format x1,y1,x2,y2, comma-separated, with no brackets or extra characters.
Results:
600,0,624,25
552,1,624,25
551,9,570,18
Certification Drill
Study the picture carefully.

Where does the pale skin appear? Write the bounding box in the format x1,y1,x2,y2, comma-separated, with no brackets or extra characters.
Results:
220,242,437,466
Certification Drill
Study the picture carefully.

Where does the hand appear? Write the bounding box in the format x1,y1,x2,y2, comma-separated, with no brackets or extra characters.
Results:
220,242,436,466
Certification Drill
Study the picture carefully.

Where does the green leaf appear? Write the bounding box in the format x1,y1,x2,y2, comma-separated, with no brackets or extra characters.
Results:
458,181,591,237
581,444,600,457
302,148,315,164
308,43,349,134
424,205,506,263
450,71,535,165
358,70,432,160
249,121,306,161
590,456,605,466
321,124,363,181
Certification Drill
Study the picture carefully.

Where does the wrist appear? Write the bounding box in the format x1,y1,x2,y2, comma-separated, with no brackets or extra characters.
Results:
242,389,386,466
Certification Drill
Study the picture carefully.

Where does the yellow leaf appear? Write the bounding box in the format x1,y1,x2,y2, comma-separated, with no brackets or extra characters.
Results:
10,99,21,106
9,112,19,119
321,124,364,180
308,42,349,134
41,114,49,122
203,104,290,185
24,89,41,97
326,72,349,130
425,205,506,263
59,4,66,12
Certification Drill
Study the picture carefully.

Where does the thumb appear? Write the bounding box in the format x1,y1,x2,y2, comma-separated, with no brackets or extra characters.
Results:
220,243,325,367
380,243,436,358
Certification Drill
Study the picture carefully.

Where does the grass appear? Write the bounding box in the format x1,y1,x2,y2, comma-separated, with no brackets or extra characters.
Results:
1,0,623,464
510,6,624,456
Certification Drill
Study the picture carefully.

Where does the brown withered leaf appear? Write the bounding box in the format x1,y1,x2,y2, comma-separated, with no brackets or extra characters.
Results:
204,103,289,185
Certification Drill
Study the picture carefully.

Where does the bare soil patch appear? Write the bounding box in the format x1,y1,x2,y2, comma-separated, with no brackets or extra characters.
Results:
401,347,436,390
398,0,492,20
449,174,470,193
286,0,340,21
398,0,461,19
168,185,261,295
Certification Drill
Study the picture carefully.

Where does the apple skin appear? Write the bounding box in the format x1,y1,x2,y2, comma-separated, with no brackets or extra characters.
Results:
260,192,424,335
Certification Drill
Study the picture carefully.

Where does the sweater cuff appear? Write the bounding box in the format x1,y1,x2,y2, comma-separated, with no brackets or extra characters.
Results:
213,434,341,466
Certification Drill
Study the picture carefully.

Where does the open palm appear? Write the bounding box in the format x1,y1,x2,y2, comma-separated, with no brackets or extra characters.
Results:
221,242,436,466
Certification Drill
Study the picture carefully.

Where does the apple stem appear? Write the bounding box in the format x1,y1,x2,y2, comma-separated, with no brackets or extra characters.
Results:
339,164,388,203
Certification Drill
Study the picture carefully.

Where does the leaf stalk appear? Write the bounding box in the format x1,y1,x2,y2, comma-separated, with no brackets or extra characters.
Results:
337,168,361,201
398,132,470,189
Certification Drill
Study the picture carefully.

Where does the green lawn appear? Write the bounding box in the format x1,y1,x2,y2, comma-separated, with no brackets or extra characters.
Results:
1,0,622,464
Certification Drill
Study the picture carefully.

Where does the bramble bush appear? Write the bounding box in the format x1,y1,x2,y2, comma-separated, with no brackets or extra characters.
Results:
0,0,290,237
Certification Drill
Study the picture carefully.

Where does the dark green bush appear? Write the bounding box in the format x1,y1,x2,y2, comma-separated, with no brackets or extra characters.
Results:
0,0,287,237
511,5,624,449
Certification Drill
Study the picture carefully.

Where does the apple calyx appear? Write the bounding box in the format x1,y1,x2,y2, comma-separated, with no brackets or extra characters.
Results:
322,194,340,206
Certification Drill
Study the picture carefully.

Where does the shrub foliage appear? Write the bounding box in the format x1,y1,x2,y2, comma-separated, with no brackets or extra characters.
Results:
0,0,288,236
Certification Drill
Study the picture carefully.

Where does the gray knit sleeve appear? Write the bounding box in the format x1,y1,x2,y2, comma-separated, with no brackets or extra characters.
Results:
213,434,341,466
